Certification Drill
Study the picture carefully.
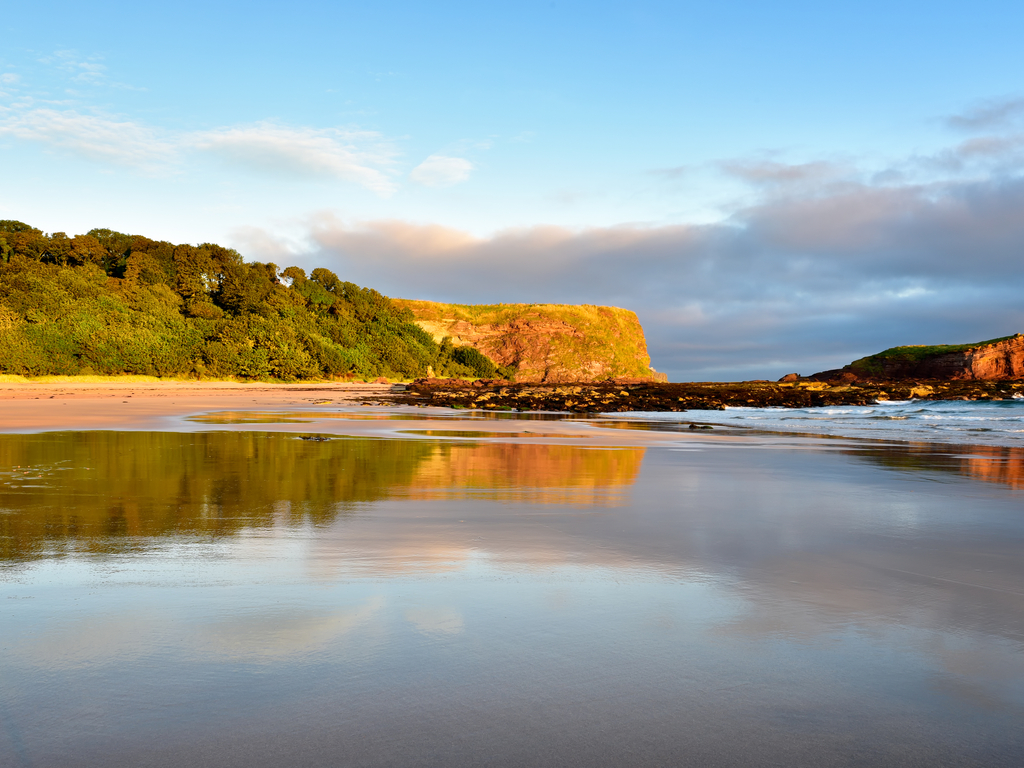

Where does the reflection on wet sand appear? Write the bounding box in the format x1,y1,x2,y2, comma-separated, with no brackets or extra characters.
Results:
0,432,643,562
404,442,642,506
844,441,1024,489
187,410,432,423
4,429,1024,767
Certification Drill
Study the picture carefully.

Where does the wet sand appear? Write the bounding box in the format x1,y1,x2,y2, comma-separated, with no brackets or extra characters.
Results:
0,381,396,432
0,380,755,448
3,383,1024,767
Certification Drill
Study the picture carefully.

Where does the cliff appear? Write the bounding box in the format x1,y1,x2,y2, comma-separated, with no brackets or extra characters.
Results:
393,300,665,383
813,333,1024,381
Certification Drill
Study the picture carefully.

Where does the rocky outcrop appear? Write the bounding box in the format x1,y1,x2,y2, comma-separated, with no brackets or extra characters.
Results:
394,378,1024,413
813,334,1024,382
394,299,666,383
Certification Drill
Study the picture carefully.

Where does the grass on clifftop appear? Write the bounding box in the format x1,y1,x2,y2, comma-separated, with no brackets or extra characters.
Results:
393,300,634,326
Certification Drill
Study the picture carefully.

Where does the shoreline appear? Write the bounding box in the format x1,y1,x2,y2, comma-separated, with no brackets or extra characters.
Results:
0,380,734,448
0,380,401,433
0,381,1022,461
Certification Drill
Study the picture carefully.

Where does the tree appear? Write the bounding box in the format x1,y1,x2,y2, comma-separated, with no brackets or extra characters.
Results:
69,235,106,267
173,245,213,302
87,229,134,275
0,220,40,234
215,261,274,315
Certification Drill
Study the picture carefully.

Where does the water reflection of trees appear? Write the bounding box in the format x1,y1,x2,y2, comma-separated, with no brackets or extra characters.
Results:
0,432,644,563
844,442,1024,489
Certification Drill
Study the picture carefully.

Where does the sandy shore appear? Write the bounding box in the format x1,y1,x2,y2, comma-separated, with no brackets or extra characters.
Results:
0,379,766,448
0,381,395,432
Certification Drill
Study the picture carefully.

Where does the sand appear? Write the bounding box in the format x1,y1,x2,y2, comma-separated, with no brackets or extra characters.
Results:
0,380,394,432
0,379,764,447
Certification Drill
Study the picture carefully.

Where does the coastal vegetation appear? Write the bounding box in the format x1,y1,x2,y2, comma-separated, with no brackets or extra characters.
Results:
0,221,502,380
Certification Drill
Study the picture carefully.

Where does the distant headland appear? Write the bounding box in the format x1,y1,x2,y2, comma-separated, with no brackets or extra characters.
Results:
808,334,1024,382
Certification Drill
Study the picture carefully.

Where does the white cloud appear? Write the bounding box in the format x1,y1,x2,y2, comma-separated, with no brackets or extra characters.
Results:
193,123,399,195
0,73,19,85
0,107,401,192
48,50,107,84
0,108,175,170
409,154,474,187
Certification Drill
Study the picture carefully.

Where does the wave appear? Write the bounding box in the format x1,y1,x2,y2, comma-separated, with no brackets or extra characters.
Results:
641,398,1024,447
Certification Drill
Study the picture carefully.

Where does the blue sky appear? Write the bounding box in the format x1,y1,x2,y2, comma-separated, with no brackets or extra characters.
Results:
3,1,1024,379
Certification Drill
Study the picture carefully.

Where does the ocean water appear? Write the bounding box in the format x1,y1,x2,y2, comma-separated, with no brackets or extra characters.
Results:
608,397,1024,447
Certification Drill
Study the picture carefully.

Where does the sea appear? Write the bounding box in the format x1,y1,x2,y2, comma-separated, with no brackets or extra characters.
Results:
607,396,1024,447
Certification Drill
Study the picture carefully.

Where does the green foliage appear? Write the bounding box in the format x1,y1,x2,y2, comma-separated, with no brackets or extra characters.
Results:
433,336,499,378
0,222,502,381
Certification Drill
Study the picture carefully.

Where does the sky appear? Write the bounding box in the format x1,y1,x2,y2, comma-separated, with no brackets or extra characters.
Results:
2,1,1024,380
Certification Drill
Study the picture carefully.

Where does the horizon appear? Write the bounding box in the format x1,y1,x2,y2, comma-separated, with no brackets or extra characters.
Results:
3,1,1024,380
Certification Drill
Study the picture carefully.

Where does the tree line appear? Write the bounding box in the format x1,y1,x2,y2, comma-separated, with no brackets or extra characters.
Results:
0,221,508,380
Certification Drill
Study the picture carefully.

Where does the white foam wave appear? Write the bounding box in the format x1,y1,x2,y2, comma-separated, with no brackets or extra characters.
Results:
659,398,1024,447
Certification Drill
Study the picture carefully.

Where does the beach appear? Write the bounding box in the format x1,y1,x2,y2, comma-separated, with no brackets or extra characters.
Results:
0,380,748,447
0,380,401,433
2,383,1024,767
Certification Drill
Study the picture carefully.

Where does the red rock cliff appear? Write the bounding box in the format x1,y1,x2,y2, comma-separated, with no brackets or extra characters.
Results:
823,333,1024,381
393,300,666,383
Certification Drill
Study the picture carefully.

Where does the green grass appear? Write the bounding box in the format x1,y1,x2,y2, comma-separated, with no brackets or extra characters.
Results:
871,334,1019,360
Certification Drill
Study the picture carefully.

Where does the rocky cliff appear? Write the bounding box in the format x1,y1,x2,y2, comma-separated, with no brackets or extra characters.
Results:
814,333,1024,381
393,300,665,383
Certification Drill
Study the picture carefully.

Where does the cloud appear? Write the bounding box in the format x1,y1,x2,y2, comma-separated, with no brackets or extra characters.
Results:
0,106,401,192
409,154,474,187
47,50,107,84
720,159,847,188
194,123,399,194
0,108,176,170
946,97,1024,131
649,165,688,181
0,73,19,85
